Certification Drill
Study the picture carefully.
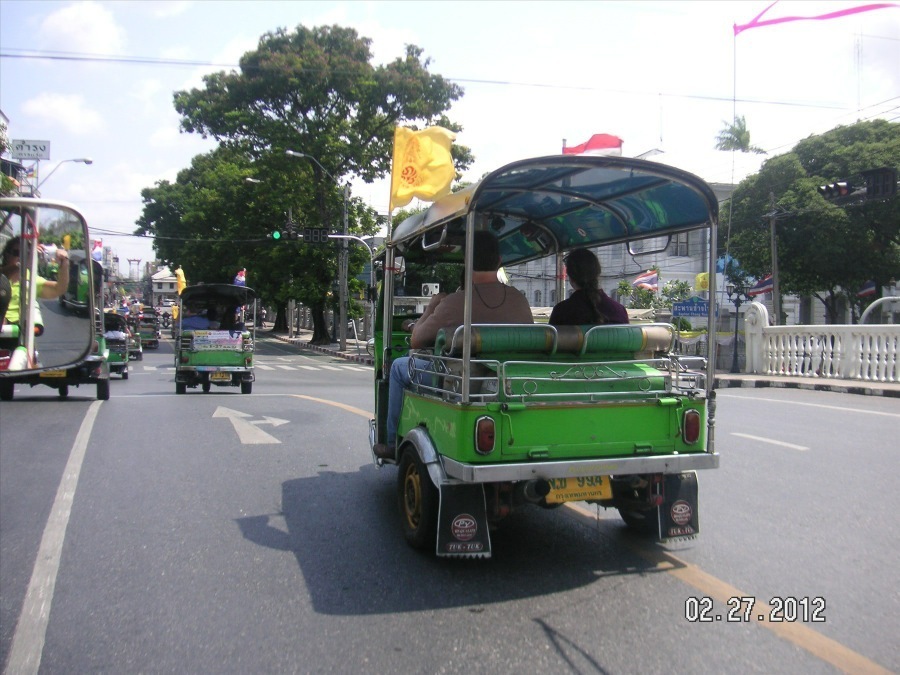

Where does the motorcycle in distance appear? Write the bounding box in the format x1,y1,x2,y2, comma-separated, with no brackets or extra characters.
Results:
0,198,110,401
370,154,720,559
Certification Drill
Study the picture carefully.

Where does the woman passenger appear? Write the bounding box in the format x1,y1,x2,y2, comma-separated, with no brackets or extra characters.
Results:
549,248,628,326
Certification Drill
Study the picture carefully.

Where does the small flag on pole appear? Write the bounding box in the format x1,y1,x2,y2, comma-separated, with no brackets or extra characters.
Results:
747,274,774,297
632,270,658,291
233,268,246,286
389,126,456,211
695,272,709,291
857,280,877,298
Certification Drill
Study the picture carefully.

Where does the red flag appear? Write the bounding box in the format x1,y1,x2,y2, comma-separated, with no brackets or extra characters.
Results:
563,134,623,157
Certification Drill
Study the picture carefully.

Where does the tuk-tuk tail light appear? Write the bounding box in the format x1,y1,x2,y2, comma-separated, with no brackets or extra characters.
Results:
475,416,496,455
683,409,701,444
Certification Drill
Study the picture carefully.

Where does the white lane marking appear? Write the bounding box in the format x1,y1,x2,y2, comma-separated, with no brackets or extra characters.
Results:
340,365,370,371
255,364,275,371
298,365,319,371
319,365,342,371
276,365,295,371
143,365,157,371
5,401,103,675
731,432,809,451
717,392,900,418
213,407,281,444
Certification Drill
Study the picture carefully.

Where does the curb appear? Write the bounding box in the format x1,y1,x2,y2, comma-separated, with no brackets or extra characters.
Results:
714,376,899,398
272,334,374,365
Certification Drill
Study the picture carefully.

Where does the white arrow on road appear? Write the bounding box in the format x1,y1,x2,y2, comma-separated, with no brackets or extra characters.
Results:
213,407,287,444
252,416,290,428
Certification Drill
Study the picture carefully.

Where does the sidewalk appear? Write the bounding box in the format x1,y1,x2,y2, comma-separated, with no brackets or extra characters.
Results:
270,328,899,398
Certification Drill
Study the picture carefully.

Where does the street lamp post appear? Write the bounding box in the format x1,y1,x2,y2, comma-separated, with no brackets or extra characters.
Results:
285,150,350,350
726,282,751,374
35,158,93,192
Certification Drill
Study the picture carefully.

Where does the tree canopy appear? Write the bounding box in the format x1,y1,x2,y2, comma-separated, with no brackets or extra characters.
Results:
722,119,899,323
137,24,472,342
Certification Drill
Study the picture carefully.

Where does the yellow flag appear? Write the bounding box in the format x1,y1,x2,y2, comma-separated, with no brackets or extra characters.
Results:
695,272,709,291
175,266,187,295
390,126,456,210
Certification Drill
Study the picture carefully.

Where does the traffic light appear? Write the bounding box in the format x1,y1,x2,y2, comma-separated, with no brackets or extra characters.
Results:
817,181,852,199
270,230,282,240
861,167,897,199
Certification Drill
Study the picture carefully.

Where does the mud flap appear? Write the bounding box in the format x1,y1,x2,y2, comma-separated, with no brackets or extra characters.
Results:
436,484,492,559
660,471,699,542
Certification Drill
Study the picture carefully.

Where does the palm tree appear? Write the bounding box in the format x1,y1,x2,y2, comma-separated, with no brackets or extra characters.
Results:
715,116,766,154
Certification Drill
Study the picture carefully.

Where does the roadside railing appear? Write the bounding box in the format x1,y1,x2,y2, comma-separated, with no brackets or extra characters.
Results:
744,302,899,383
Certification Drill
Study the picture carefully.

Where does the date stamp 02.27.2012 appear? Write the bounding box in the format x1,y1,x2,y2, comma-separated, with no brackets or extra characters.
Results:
685,596,826,623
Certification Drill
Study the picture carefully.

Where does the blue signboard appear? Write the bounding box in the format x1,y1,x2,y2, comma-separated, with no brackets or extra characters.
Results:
672,297,715,317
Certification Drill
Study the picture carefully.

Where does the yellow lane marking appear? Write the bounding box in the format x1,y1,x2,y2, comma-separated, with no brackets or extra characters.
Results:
291,394,372,419
564,503,891,675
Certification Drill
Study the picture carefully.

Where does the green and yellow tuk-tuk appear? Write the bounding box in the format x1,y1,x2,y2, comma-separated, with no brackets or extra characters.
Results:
371,155,720,558
137,308,160,349
173,283,256,394
103,311,133,379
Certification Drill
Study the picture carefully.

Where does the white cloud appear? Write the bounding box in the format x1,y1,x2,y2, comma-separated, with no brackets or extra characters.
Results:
39,0,126,55
21,93,104,135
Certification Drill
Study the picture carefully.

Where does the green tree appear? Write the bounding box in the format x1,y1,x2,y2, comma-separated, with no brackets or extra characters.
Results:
166,24,472,343
722,119,900,323
715,115,765,154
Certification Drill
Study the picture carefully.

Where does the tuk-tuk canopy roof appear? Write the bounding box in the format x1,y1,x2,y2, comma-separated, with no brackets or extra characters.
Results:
179,283,256,306
391,155,718,266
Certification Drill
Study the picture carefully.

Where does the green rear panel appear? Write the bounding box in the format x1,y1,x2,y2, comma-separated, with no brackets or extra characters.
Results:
398,394,707,464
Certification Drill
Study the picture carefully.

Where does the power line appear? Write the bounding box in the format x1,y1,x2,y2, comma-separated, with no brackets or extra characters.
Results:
0,49,853,112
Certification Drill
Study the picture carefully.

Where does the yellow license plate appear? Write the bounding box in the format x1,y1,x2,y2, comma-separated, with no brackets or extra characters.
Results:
210,372,232,382
546,475,612,504
40,369,67,378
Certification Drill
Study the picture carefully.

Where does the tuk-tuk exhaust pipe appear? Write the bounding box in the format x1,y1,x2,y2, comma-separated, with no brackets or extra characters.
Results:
521,479,551,503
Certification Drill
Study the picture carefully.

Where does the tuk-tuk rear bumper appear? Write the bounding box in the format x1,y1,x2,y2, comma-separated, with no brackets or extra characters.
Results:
174,367,254,383
441,452,718,483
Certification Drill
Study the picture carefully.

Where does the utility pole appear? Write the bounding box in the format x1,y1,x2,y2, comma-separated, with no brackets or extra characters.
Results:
339,184,349,351
769,192,780,325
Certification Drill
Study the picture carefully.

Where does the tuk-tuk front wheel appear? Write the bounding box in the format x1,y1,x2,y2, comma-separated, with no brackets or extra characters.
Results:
398,448,438,549
176,382,186,395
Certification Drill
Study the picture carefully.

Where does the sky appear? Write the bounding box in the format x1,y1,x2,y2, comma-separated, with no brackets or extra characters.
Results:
1,0,898,273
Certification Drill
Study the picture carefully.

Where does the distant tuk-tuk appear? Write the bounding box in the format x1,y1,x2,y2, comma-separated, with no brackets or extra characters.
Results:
174,283,256,394
371,155,720,558
103,311,134,379
137,307,160,349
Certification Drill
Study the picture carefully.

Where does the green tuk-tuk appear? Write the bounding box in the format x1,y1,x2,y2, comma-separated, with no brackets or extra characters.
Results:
371,155,720,558
137,308,160,349
104,311,134,379
174,283,256,394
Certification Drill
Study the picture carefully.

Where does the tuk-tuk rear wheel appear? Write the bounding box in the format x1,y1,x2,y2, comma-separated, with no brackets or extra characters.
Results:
202,382,211,393
398,448,437,549
176,382,186,395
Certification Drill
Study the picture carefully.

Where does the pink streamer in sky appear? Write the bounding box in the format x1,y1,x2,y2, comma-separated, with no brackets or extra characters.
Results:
734,1,899,35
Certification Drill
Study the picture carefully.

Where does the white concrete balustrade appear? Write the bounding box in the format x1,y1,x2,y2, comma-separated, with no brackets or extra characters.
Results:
744,302,899,382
